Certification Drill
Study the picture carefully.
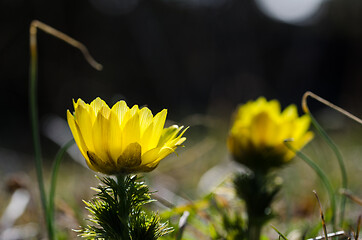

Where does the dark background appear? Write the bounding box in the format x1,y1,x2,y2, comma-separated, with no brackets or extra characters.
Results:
1,0,362,154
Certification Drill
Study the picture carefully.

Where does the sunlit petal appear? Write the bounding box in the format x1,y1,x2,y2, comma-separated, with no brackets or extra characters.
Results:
108,111,123,161
122,111,140,148
139,123,154,153
92,108,111,163
149,109,167,149
141,147,162,165
67,110,97,172
90,97,108,114
74,104,95,152
139,107,153,135
111,100,129,123
158,125,181,146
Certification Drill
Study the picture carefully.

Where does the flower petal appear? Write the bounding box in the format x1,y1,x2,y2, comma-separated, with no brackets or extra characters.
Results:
67,110,84,154
72,98,79,110
281,104,298,120
149,109,167,149
284,131,314,160
117,142,142,169
92,108,112,163
108,111,123,161
250,112,276,146
98,104,111,119
67,110,97,172
139,122,154,153
87,151,116,174
139,107,153,135
141,147,162,165
90,97,108,115
158,125,180,146
111,100,129,124
121,105,139,129
167,136,186,147
143,147,174,166
122,111,140,148
159,125,187,147
74,104,95,152
293,115,311,139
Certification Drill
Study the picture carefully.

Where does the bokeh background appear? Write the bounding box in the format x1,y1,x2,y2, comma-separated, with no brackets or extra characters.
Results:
0,0,362,238
1,0,362,152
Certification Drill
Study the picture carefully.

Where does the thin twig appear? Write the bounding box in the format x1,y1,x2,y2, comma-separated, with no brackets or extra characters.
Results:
340,189,362,206
313,190,329,240
356,215,361,240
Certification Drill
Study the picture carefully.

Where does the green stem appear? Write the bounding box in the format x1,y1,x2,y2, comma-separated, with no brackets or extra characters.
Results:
29,26,53,240
116,174,126,203
234,172,275,240
248,217,262,240
285,141,336,230
309,113,348,226
116,174,130,240
48,139,75,235
116,174,125,184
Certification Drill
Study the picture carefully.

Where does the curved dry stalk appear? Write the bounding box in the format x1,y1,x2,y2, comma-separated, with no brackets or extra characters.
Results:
30,20,103,71
29,19,102,239
302,91,362,124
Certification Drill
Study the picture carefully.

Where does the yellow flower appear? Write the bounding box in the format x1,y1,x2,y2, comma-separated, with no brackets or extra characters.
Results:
227,97,313,171
67,97,187,175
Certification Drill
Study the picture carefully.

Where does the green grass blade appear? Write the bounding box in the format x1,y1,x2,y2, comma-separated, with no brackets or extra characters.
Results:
309,113,348,226
302,91,350,226
48,139,75,236
29,22,53,240
284,141,336,229
271,225,289,240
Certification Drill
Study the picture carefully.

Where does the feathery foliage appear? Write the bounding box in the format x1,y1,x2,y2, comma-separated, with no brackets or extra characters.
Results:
77,175,173,240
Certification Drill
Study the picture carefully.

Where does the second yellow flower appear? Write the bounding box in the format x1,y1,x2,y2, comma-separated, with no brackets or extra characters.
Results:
228,97,314,172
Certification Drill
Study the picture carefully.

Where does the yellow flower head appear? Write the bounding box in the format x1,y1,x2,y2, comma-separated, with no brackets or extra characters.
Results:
227,97,314,171
67,97,187,175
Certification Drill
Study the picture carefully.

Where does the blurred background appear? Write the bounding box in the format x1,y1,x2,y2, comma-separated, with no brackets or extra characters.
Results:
0,0,362,238
1,0,362,153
